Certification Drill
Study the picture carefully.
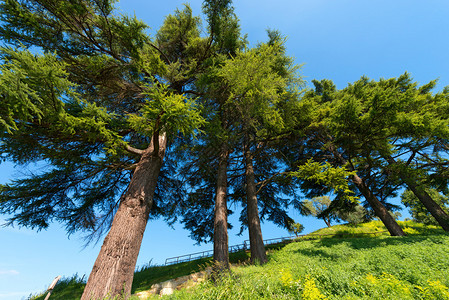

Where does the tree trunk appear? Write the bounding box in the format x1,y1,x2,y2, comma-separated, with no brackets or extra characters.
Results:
326,143,405,236
405,183,449,231
323,218,331,227
244,146,268,265
351,173,406,236
81,134,167,300
213,144,230,273
386,156,449,231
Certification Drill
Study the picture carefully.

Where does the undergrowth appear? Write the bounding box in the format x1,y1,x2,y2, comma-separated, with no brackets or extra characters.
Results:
165,233,449,299
28,248,250,300
28,221,449,299
308,220,445,238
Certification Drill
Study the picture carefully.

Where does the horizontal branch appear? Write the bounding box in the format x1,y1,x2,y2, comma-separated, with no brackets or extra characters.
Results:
125,145,144,156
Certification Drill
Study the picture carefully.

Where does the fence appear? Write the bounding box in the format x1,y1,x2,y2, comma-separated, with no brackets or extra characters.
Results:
164,230,388,265
165,242,247,265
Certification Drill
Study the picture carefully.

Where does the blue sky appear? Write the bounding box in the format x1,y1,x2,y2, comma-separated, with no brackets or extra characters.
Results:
1,0,448,299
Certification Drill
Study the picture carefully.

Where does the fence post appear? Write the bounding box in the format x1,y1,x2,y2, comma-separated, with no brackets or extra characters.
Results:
44,275,61,300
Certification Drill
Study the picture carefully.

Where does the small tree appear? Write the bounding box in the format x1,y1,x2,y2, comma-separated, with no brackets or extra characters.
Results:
338,205,369,225
288,222,305,237
303,196,333,227
302,196,368,226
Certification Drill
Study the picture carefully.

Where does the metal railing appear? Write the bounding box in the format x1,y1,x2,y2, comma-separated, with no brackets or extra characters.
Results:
165,242,248,265
164,230,388,265
244,235,297,247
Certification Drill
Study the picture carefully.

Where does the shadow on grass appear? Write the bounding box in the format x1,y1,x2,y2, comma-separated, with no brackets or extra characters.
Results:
132,257,212,293
132,250,251,293
291,233,449,258
28,250,251,299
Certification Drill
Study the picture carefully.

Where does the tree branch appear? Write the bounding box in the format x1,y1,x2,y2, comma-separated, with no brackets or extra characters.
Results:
125,145,144,156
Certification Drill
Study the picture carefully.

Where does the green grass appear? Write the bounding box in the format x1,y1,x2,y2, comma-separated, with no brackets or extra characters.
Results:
132,251,250,293
28,248,250,300
166,232,449,299
28,275,85,300
308,220,446,237
28,221,449,299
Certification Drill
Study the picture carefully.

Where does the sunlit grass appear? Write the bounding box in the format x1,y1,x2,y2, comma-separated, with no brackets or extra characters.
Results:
166,232,449,299
28,221,449,299
308,220,446,238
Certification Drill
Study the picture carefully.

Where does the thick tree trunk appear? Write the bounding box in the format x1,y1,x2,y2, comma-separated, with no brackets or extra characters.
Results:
81,134,167,300
351,173,406,236
386,156,449,231
244,146,268,265
327,146,405,236
213,144,230,273
405,183,449,231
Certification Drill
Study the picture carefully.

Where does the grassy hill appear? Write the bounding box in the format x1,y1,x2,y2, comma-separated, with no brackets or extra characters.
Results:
29,221,449,299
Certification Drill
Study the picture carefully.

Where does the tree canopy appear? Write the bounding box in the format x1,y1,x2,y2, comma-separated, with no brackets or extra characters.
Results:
402,188,449,225
2,0,449,298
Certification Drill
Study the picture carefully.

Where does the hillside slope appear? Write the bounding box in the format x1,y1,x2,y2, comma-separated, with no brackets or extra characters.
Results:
168,233,449,299
30,221,449,299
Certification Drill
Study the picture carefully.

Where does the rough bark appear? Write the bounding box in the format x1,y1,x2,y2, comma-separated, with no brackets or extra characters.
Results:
386,156,449,231
351,173,406,236
213,144,230,273
405,183,449,231
81,134,167,300
244,146,268,265
325,142,405,236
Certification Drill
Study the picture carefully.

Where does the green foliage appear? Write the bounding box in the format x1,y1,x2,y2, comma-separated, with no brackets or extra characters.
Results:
302,196,368,227
401,188,449,225
202,0,242,53
304,196,332,216
287,222,305,237
310,220,446,237
28,275,85,300
156,5,208,83
127,82,205,137
218,42,288,133
28,250,251,299
0,46,73,133
295,73,449,228
0,0,208,237
291,159,358,203
321,73,449,144
338,204,369,225
302,196,334,227
29,221,448,299
160,224,449,299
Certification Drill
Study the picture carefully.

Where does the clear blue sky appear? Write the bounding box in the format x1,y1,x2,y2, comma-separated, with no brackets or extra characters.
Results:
1,0,448,299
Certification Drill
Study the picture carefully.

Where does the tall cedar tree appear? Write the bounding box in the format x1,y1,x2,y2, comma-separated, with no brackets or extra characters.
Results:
198,0,242,272
177,32,302,267
211,36,302,264
289,79,406,236
315,74,449,231
0,1,235,298
160,0,243,273
294,74,449,234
